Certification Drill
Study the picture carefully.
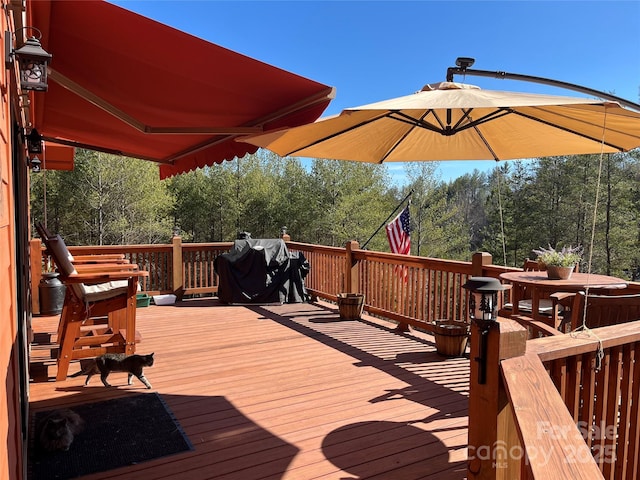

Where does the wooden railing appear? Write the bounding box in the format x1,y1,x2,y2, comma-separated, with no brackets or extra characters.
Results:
286,240,502,330
527,324,640,479
469,316,640,479
283,240,347,300
31,236,507,329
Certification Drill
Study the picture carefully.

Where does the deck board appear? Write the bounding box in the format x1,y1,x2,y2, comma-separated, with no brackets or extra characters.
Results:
29,298,469,480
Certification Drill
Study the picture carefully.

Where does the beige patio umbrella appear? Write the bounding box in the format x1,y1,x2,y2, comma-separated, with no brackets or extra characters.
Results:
240,81,640,162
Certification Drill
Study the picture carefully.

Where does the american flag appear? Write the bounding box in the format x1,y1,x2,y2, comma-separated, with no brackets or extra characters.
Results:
386,205,411,255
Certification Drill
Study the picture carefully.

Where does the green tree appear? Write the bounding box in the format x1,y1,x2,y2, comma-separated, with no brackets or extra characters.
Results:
308,159,393,248
405,163,467,259
447,170,490,254
30,144,640,280
167,169,210,242
31,150,173,245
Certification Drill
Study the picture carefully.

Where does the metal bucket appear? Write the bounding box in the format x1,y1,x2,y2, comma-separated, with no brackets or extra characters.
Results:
39,272,66,315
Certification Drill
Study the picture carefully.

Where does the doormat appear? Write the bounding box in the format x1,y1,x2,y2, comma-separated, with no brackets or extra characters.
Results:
28,393,193,480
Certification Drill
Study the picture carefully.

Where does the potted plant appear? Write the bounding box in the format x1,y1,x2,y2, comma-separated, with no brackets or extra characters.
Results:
532,245,583,280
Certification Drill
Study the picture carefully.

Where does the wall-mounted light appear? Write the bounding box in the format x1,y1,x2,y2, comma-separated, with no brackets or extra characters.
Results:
29,155,41,173
26,128,43,154
6,28,52,92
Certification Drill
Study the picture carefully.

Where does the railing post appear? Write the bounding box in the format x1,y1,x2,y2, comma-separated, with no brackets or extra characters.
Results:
30,238,42,314
172,235,184,299
472,251,493,276
345,240,360,293
467,317,527,480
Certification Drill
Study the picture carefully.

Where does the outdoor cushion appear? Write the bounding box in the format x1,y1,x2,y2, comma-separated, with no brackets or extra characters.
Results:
503,298,559,315
82,280,129,303
517,298,556,314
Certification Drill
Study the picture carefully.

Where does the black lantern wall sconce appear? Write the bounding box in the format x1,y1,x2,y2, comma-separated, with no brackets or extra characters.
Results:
28,155,41,173
26,128,43,154
25,128,43,172
462,276,509,384
5,27,52,92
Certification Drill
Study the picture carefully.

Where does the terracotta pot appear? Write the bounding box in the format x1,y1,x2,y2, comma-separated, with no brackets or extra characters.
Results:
546,265,574,280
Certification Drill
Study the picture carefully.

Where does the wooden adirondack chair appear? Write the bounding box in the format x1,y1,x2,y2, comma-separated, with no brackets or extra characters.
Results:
42,233,147,381
35,221,129,265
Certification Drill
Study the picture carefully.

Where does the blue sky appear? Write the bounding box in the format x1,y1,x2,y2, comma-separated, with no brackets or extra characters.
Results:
112,0,640,183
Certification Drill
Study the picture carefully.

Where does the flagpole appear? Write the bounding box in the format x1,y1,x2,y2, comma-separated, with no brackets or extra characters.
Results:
361,189,413,250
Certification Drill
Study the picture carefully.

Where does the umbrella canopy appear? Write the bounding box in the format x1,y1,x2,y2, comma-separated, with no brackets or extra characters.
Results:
241,82,640,163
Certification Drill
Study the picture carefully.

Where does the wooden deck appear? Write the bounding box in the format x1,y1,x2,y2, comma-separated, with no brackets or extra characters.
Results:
28,299,469,480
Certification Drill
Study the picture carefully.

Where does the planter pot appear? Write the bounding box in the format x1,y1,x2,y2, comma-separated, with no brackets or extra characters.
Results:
432,320,470,357
136,293,151,308
337,293,365,320
546,265,574,280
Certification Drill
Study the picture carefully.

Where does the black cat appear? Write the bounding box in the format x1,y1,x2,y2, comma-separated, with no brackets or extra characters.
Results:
70,353,154,389
36,408,84,452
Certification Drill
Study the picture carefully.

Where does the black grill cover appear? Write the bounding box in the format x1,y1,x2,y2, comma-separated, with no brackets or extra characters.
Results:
214,239,309,304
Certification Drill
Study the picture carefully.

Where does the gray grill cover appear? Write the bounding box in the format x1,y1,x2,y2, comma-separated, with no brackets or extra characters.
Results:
214,239,309,304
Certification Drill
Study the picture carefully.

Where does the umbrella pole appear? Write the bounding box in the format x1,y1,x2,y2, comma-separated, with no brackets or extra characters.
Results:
361,189,413,250
447,63,640,111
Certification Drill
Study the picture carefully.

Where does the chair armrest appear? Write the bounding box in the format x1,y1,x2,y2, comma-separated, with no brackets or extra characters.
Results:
550,291,576,303
65,270,148,283
73,253,125,259
74,263,139,273
44,249,129,264
549,292,578,331
72,254,129,264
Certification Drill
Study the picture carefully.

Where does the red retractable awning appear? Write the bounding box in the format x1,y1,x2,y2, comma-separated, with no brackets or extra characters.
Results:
42,142,74,171
28,0,334,178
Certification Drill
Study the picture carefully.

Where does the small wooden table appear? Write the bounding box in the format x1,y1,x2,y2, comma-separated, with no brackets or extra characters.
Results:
499,271,628,326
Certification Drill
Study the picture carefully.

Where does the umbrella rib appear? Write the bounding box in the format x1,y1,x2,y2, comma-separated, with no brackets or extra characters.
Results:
472,127,500,160
450,108,476,130
378,111,432,163
391,109,511,135
453,109,512,132
282,111,391,157
511,108,632,152
390,111,446,134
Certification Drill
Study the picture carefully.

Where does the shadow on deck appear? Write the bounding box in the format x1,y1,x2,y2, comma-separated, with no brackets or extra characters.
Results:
28,298,469,480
